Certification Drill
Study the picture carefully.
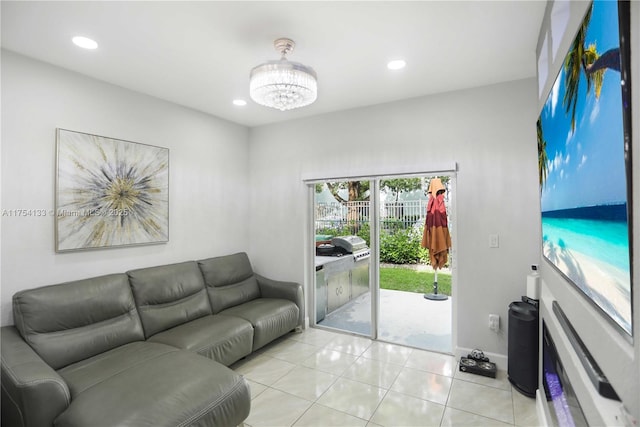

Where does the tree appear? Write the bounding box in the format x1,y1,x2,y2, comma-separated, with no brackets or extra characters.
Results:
315,181,370,204
321,181,370,203
380,178,421,220
537,118,549,191
582,43,606,99
381,178,422,202
586,47,620,74
563,4,614,132
317,181,370,233
563,5,591,132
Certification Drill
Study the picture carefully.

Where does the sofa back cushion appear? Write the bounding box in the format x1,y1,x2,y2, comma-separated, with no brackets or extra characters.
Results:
198,252,261,314
12,274,144,370
127,261,212,337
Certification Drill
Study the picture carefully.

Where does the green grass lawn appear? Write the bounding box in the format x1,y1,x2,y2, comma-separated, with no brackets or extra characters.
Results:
379,267,451,296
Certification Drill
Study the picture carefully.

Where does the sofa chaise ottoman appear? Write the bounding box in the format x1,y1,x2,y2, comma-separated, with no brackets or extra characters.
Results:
1,252,304,427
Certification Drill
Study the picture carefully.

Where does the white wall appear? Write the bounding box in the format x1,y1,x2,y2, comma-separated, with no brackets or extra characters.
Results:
0,51,250,325
1,49,543,361
248,78,541,357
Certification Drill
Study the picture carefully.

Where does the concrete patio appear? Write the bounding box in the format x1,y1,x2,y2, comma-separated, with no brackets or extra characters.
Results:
317,289,452,354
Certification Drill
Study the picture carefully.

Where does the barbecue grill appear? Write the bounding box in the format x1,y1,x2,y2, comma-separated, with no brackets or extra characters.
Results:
315,235,370,322
316,235,370,260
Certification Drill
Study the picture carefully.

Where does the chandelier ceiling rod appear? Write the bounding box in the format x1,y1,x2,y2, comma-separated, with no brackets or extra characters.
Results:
274,38,295,58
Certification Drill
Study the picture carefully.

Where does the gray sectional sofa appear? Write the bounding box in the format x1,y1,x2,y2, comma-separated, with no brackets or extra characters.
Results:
1,252,304,427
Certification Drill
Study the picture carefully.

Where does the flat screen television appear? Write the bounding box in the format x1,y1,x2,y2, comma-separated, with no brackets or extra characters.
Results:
537,0,633,337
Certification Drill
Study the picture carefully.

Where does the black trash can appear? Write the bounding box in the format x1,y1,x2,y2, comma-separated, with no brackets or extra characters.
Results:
508,300,539,397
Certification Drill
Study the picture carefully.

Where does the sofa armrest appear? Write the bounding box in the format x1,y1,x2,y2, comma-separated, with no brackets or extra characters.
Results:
1,326,70,427
255,275,305,328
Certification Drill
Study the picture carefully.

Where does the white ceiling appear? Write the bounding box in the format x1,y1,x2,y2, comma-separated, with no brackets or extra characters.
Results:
1,1,546,128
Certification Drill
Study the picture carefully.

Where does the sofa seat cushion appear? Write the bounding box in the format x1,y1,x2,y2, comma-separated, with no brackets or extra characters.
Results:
58,341,176,397
148,314,254,366
56,341,250,427
220,298,299,351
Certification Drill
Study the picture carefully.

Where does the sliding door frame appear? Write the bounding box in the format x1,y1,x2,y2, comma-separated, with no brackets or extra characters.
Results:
304,165,458,352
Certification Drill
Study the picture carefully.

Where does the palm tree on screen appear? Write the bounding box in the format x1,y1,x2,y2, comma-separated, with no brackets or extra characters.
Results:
563,4,619,132
563,5,594,131
537,118,548,191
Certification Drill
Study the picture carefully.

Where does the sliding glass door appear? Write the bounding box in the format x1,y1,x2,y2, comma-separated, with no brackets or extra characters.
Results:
310,173,455,353
313,180,372,336
377,175,453,353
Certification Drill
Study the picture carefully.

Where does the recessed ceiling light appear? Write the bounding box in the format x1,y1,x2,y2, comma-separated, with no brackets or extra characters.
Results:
232,99,247,106
72,36,98,50
387,59,406,70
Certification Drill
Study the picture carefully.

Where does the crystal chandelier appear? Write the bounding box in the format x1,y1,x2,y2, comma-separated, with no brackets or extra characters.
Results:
249,38,317,111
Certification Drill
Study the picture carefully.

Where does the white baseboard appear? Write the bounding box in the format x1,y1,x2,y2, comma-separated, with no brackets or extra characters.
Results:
456,346,508,371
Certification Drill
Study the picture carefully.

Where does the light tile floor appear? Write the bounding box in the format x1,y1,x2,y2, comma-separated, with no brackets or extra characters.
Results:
232,328,539,427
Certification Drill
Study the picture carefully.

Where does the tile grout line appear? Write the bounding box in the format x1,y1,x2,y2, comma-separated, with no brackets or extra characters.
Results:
366,386,390,425
298,338,371,425
243,329,529,427
510,384,518,427
439,360,457,427
267,334,364,425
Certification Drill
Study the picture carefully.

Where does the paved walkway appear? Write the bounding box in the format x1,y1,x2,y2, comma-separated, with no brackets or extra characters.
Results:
318,289,452,354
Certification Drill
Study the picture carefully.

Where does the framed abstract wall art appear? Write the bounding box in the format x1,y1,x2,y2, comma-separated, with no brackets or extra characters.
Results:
55,129,169,252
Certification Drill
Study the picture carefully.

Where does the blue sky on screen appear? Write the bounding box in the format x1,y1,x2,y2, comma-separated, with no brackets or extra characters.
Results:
540,1,626,212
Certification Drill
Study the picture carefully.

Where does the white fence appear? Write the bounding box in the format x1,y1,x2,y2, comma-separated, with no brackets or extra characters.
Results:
315,200,428,232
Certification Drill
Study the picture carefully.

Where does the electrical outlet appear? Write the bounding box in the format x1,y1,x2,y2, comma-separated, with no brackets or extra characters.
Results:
489,234,499,248
489,314,500,331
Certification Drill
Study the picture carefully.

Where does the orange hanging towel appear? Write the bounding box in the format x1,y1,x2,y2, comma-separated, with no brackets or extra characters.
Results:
421,178,451,269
